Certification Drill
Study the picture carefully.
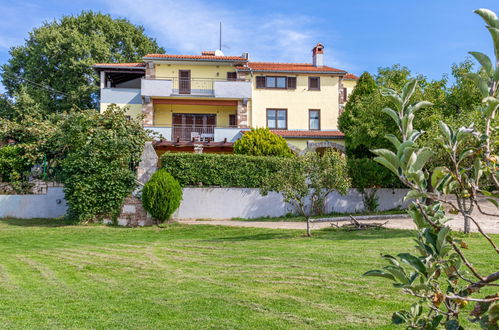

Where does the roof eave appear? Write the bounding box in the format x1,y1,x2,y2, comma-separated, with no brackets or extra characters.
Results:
242,69,347,74
92,65,145,70
142,57,247,63
281,135,344,139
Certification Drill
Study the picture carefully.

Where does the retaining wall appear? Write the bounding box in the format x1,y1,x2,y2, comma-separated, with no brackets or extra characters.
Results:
0,187,410,222
0,187,67,219
172,188,410,220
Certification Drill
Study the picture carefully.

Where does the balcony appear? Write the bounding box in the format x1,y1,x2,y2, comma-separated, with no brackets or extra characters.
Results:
147,126,247,142
101,88,141,104
141,78,251,99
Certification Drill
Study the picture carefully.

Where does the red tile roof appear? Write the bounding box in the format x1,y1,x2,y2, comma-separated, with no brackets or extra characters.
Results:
143,54,247,61
237,62,346,74
344,73,359,80
271,130,344,139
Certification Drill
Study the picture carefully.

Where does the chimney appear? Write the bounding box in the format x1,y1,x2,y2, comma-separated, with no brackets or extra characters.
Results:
312,43,324,67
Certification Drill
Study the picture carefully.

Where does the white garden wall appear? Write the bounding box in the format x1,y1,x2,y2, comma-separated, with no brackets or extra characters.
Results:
0,187,410,221
0,187,67,219
172,188,410,220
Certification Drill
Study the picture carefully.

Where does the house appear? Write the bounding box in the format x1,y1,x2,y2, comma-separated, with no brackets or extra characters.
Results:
93,43,358,154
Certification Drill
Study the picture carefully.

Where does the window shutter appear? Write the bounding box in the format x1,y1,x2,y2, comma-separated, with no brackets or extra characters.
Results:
342,87,348,102
256,76,266,88
287,77,296,89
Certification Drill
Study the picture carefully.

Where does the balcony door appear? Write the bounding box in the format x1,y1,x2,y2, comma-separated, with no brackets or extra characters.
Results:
172,113,216,141
179,70,191,94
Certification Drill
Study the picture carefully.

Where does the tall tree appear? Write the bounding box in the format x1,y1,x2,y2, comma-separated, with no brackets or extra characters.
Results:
1,11,164,114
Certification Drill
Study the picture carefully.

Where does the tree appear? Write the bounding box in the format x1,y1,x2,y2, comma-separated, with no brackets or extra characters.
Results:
261,150,350,236
234,127,295,157
364,9,499,327
1,11,164,115
58,105,148,223
141,169,183,224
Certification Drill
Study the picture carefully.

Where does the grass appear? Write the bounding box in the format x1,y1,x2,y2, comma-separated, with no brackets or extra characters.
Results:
0,218,495,329
231,209,406,222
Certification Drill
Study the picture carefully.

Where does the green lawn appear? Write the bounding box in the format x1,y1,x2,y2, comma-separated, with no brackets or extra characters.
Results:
0,219,495,329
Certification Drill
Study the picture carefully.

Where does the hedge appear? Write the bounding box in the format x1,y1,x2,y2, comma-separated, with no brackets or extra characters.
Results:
161,153,291,188
347,157,404,189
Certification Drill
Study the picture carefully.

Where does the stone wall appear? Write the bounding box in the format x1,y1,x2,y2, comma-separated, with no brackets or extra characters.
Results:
0,180,63,195
113,195,155,227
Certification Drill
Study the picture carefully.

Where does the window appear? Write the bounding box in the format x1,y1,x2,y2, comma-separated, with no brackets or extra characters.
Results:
255,76,291,89
267,109,287,129
287,77,297,89
256,76,266,88
265,76,286,89
308,77,320,90
342,87,348,103
227,72,237,81
229,114,237,127
309,110,320,130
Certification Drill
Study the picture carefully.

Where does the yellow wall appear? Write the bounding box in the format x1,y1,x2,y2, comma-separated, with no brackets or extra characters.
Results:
155,63,237,80
343,80,357,100
153,104,237,126
285,138,345,150
100,103,142,119
251,74,341,130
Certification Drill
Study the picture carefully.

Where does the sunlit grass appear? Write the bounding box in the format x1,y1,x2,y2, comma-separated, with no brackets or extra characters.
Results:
0,218,494,329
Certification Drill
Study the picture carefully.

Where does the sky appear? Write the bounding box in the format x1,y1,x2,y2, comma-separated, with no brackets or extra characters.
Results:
0,0,498,92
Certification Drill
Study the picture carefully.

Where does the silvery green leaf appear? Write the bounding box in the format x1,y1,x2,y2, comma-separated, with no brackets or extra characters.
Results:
469,51,493,76
402,79,417,105
385,134,401,149
474,8,499,29
382,107,401,126
410,148,433,173
373,155,399,176
438,121,452,142
408,101,433,114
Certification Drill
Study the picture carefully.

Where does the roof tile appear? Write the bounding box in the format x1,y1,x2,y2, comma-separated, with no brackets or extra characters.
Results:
143,54,247,61
344,73,359,80
238,62,346,73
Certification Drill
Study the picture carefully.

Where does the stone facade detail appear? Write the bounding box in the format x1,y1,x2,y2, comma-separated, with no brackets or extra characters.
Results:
237,100,249,128
145,62,155,79
116,142,159,227
136,142,158,186
0,180,62,195
116,195,155,227
142,101,154,126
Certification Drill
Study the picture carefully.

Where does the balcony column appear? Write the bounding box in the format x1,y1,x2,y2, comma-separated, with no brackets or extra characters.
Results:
145,61,155,79
142,99,154,126
237,99,249,128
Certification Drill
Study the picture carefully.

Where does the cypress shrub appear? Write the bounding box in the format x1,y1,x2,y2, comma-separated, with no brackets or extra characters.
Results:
141,169,183,223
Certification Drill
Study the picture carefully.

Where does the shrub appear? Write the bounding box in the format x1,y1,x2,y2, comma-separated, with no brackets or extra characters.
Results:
59,105,148,223
141,169,182,223
161,153,290,188
234,127,294,157
0,145,31,182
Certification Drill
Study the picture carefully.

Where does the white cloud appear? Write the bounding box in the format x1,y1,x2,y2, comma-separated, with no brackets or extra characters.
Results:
103,0,347,67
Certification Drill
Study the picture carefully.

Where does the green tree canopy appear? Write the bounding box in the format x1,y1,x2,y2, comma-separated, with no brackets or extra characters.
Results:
338,62,482,160
1,11,164,115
